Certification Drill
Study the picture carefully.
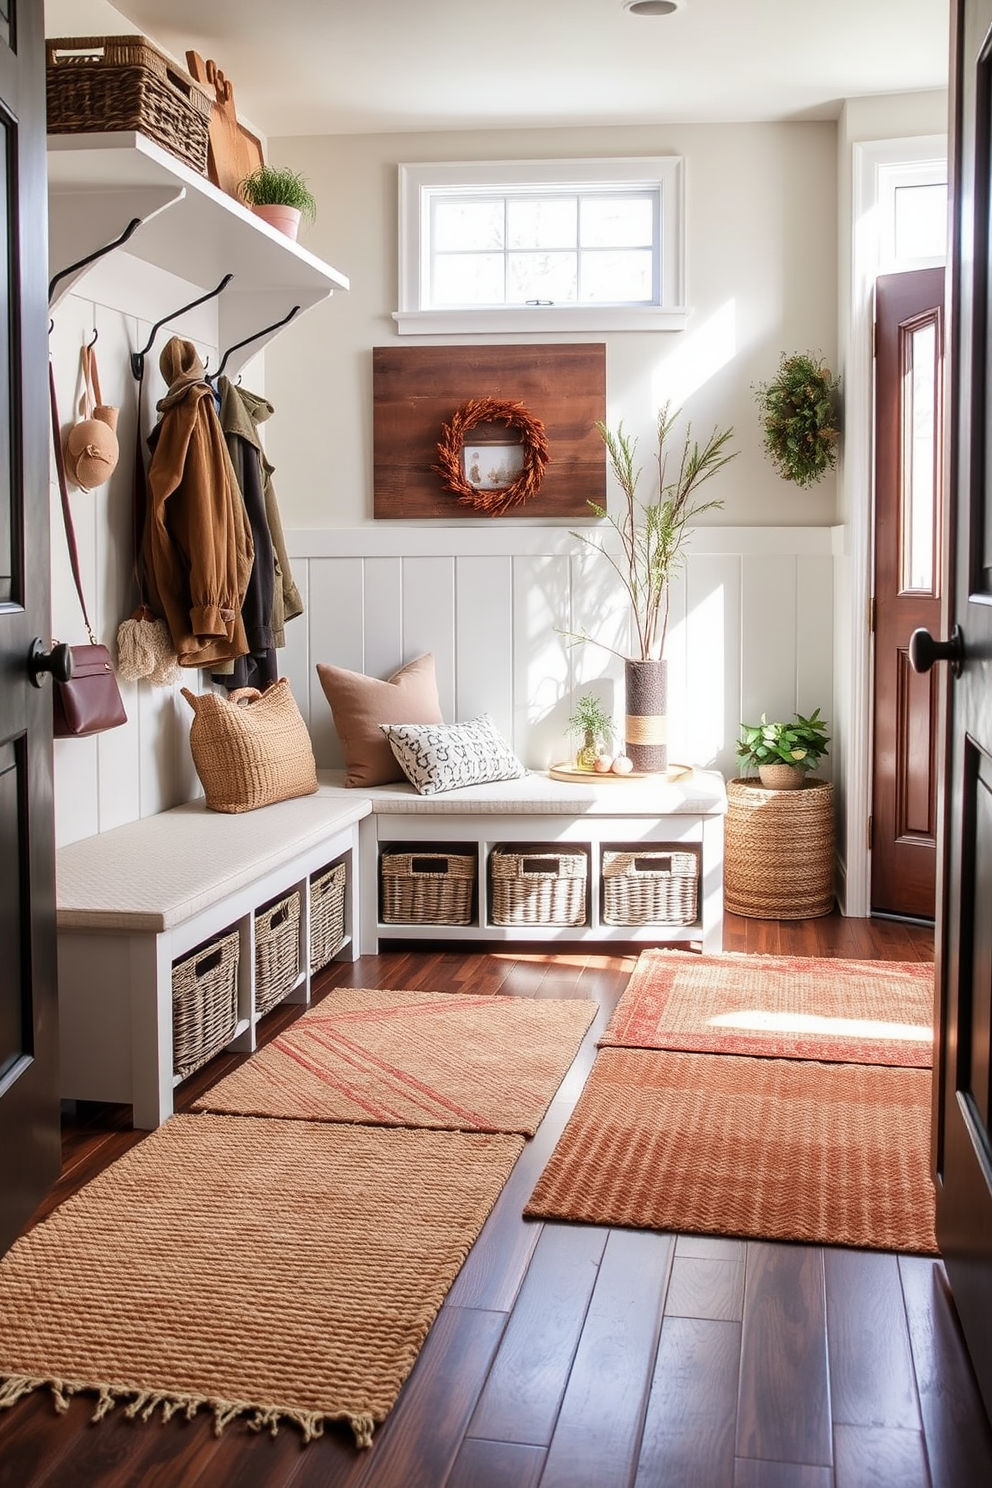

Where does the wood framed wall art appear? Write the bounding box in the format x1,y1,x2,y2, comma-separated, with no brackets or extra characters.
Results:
372,343,606,520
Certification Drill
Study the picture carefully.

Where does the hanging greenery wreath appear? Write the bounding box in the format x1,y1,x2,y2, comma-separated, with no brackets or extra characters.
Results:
754,352,841,489
434,396,550,516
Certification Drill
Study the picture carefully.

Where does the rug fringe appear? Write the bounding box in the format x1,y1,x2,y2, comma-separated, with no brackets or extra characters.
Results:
0,1374,375,1448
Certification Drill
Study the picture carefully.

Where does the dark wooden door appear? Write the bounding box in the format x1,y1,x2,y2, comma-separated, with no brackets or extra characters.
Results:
926,0,992,1420
0,0,61,1258
872,269,945,920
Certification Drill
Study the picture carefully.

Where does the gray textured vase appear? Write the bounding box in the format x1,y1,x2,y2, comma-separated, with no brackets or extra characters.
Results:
624,657,667,772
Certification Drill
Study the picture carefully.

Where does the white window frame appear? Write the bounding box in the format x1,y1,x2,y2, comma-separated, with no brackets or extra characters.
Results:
394,157,687,335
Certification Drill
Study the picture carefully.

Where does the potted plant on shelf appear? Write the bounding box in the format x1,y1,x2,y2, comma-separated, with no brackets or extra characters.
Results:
737,709,831,789
754,352,840,489
564,403,737,772
568,693,619,772
238,164,317,241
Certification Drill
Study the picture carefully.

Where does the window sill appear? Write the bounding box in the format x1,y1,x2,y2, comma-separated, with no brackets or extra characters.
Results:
392,306,689,336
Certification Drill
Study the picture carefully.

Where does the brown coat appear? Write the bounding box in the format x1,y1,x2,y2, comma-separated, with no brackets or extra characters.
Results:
143,338,254,668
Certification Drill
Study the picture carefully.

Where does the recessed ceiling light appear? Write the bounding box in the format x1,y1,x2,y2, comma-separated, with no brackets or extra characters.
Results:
623,0,685,14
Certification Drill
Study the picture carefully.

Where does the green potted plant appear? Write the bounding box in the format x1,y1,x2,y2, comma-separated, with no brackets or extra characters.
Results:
568,693,616,771
564,403,737,772
737,709,831,789
238,164,317,241
754,352,840,489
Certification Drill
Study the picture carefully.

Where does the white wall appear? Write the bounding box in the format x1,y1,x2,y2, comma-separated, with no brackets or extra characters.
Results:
264,120,838,532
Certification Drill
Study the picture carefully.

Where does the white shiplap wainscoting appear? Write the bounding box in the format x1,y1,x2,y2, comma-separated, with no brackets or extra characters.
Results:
281,526,834,783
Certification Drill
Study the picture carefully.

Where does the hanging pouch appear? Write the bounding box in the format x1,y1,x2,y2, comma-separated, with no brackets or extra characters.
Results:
64,340,120,491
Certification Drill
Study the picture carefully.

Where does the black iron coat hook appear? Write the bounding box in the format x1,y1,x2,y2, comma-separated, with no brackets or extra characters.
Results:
48,217,143,306
129,272,235,382
208,304,301,384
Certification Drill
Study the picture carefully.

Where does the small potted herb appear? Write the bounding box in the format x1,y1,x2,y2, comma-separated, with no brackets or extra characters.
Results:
238,165,317,240
568,694,616,771
737,709,831,789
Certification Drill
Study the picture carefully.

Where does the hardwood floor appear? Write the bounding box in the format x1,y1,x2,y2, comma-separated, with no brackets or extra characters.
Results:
3,912,991,1488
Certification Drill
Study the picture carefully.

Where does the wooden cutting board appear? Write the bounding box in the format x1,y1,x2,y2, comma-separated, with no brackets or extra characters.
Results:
186,51,264,201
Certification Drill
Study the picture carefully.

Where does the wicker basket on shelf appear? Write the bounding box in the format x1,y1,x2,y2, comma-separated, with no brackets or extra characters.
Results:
254,890,301,1017
47,36,212,176
490,849,588,926
724,777,835,919
380,852,476,925
309,861,347,973
172,928,240,1081
602,849,699,926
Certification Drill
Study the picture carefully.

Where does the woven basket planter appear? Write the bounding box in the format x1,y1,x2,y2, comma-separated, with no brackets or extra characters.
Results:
602,849,699,926
172,928,240,1081
724,777,835,919
380,852,476,925
47,36,212,176
309,861,347,973
254,890,301,1017
490,849,588,926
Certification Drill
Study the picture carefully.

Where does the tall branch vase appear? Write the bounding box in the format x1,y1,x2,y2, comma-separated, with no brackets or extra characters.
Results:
624,658,667,772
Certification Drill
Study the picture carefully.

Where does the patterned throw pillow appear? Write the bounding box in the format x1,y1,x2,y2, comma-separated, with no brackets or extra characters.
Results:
381,715,527,796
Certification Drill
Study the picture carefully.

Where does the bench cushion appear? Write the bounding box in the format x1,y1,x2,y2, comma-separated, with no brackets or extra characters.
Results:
57,787,370,933
330,767,727,817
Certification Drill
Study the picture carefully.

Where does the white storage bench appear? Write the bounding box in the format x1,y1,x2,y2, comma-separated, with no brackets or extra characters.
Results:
56,786,370,1129
340,767,727,956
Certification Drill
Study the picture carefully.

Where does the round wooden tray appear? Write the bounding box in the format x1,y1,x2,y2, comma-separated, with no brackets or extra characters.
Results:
548,762,692,784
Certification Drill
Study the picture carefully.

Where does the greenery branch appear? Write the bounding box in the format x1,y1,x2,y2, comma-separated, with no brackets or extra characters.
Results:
562,404,736,663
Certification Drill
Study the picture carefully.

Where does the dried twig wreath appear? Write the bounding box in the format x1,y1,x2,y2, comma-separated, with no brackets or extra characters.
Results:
434,396,550,516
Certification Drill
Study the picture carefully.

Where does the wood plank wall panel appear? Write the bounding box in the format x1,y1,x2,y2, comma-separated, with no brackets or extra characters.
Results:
372,343,606,520
401,556,456,721
681,555,742,772
361,557,404,682
305,557,365,771
741,554,799,726
454,556,515,744
512,554,572,767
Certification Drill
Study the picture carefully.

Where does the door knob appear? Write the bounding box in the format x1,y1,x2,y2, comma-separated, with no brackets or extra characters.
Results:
28,638,74,687
908,624,965,677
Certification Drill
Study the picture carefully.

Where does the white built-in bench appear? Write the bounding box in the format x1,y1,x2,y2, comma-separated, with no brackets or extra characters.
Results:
56,786,369,1129
344,767,726,956
56,766,725,1130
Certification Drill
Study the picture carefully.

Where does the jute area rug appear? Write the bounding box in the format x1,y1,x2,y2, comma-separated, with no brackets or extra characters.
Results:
524,1047,937,1253
0,1114,523,1447
600,949,934,1067
193,987,595,1136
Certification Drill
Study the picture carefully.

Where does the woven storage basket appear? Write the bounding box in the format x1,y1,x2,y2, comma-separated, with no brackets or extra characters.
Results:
181,680,318,814
47,36,211,176
724,777,835,919
381,852,476,925
602,849,699,926
310,860,347,973
490,849,588,926
254,890,301,1017
172,928,239,1081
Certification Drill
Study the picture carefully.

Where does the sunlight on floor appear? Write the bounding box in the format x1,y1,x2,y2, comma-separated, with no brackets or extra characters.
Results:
708,1009,932,1042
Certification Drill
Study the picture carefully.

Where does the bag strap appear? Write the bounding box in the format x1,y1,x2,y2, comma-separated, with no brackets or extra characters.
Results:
49,358,96,645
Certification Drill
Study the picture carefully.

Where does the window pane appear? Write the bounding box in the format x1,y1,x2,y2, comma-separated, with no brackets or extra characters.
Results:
507,252,577,303
433,253,505,305
894,184,947,260
507,196,576,250
433,198,504,251
580,248,654,303
902,320,938,593
581,195,653,248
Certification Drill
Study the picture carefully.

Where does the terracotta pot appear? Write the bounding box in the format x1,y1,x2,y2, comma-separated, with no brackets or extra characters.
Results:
624,658,667,772
251,204,302,240
758,762,805,790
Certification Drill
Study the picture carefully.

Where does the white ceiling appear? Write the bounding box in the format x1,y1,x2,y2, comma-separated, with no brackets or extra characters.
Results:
46,0,951,139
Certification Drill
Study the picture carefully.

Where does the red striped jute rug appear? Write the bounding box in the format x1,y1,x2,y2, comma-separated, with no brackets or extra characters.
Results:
0,1115,524,1447
524,1047,937,1253
193,988,595,1136
599,949,934,1067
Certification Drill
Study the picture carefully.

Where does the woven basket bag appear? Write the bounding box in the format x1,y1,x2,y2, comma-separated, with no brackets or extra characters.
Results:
181,679,318,813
